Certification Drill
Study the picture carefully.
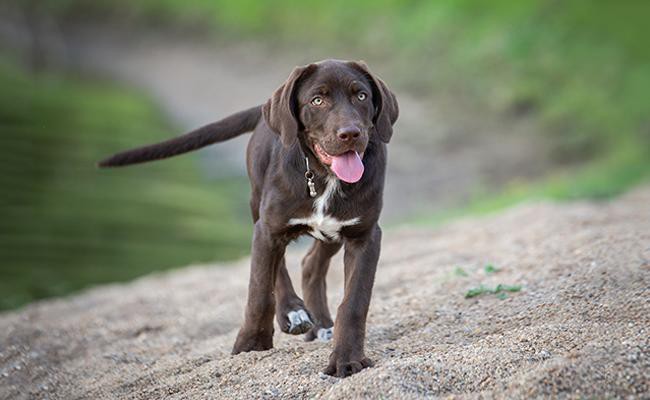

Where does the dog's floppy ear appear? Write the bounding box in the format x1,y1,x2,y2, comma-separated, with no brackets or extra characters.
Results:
348,61,399,143
263,63,317,147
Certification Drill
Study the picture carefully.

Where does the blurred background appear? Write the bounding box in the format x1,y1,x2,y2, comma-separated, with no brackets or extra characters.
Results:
0,1,648,310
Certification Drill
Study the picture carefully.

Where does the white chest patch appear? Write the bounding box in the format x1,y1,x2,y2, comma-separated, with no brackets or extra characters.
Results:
288,176,360,241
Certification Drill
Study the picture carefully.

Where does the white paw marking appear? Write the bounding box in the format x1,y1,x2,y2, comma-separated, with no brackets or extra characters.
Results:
287,309,312,331
288,176,360,242
317,327,333,342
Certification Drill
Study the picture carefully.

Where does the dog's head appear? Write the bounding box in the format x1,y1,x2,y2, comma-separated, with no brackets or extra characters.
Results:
263,60,398,183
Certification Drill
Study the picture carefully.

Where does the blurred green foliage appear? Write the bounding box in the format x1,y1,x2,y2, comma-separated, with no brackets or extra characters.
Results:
39,0,650,162
38,0,650,206
0,57,251,310
414,144,650,226
2,1,649,309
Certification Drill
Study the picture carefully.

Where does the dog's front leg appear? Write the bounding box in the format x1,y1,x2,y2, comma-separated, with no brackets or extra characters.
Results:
325,224,381,377
232,221,285,354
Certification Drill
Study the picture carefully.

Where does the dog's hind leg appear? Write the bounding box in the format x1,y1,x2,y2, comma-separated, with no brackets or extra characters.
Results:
233,222,285,354
301,240,342,342
274,258,314,335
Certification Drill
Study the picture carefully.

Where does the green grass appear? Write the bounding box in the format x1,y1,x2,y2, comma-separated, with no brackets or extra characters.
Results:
0,57,251,310
484,264,499,275
452,264,521,299
465,284,522,299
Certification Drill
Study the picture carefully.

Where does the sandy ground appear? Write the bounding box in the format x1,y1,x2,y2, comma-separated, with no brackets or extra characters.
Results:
1,187,648,399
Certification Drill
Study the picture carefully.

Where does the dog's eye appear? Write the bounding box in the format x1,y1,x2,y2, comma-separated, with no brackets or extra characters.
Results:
311,96,324,106
357,92,367,101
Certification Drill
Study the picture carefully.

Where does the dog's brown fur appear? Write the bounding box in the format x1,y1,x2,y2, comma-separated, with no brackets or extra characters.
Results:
99,59,398,377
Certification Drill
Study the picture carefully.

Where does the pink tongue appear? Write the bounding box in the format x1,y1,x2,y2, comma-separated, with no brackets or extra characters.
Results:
331,151,364,183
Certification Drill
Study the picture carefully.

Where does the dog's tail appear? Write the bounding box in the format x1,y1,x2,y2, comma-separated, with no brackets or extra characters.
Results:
98,105,262,168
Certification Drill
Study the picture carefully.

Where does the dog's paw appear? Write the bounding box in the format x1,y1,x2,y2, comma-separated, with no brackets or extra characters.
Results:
232,329,273,354
304,326,334,342
317,327,334,341
324,355,373,378
283,309,314,335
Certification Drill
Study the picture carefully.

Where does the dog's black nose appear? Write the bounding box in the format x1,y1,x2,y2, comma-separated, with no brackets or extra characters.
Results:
336,126,361,142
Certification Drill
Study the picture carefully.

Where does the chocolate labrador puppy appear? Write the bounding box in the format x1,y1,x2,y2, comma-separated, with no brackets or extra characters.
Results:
99,59,398,377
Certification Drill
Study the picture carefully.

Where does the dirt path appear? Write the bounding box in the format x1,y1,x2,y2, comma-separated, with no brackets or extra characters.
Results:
2,187,648,399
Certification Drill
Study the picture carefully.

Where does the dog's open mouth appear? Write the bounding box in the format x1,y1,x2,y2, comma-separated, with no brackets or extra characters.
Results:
314,144,364,183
